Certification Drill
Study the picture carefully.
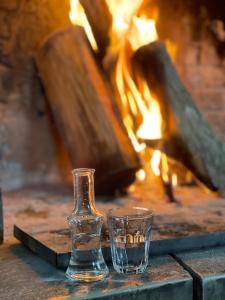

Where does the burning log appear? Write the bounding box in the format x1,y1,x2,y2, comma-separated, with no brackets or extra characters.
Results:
36,26,140,195
79,0,112,55
134,41,225,194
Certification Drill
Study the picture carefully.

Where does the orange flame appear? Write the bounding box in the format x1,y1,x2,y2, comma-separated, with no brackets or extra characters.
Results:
136,82,162,140
69,0,97,50
69,0,175,188
109,1,163,182
151,150,161,176
136,169,146,181
106,0,143,48
172,174,178,187
129,16,158,51
111,1,161,146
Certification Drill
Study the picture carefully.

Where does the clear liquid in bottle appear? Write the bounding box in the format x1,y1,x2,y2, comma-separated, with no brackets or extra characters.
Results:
66,169,109,282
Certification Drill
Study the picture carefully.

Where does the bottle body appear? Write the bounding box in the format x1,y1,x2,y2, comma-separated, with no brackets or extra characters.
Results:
66,169,108,282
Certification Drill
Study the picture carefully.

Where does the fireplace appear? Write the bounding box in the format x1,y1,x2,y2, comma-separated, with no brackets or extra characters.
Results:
0,0,225,200
1,1,225,298
0,0,225,249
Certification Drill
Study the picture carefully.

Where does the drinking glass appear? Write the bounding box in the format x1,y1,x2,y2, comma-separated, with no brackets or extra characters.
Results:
107,207,153,274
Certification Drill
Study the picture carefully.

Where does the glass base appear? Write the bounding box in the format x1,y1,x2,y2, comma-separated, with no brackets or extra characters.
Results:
66,269,108,282
113,264,148,275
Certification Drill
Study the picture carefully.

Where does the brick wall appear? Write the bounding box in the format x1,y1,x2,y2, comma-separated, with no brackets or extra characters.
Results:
156,4,225,141
0,0,72,190
182,40,225,141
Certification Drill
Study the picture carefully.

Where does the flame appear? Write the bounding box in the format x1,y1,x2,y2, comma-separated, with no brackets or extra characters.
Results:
69,0,161,146
136,82,162,140
109,0,164,183
111,1,161,145
172,174,178,187
150,150,161,176
68,0,177,189
106,0,143,46
161,153,169,182
69,0,97,50
129,16,158,51
124,115,146,152
136,169,146,181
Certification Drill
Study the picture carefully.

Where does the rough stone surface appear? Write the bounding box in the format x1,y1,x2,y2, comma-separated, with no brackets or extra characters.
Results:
0,243,192,300
0,185,195,299
174,247,225,300
2,185,225,267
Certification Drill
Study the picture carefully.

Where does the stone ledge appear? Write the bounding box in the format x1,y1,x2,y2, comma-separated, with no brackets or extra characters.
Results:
174,247,225,300
0,243,192,300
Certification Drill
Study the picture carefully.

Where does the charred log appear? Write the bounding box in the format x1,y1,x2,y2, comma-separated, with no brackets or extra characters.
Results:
134,41,225,194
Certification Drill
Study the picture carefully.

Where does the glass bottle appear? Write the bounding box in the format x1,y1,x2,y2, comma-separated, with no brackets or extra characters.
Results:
66,168,109,282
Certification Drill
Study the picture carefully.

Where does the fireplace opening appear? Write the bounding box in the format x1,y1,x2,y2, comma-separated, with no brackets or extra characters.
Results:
0,0,225,201
0,0,225,255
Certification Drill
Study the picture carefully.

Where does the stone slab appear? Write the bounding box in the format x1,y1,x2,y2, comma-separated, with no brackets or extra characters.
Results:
0,243,192,300
0,189,3,244
174,246,225,300
11,185,225,268
14,223,225,269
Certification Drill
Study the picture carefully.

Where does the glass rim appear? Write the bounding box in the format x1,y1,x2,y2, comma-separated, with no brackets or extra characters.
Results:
72,168,95,175
107,206,153,220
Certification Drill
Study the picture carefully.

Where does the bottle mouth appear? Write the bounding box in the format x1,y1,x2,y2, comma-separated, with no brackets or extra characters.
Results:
72,168,95,175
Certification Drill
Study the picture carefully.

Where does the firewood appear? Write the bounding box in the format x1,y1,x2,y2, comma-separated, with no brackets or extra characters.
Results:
79,0,112,55
36,26,140,195
134,41,225,193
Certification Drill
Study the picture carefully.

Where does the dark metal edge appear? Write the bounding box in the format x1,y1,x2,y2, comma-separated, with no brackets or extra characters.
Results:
151,232,225,255
14,225,57,266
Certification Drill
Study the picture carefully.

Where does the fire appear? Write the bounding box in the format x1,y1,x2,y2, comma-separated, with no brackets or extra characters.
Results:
129,16,158,51
151,150,161,176
151,150,178,187
136,82,162,140
110,1,163,178
108,1,161,146
136,169,146,182
69,0,97,50
106,0,143,46
172,174,178,187
69,0,176,190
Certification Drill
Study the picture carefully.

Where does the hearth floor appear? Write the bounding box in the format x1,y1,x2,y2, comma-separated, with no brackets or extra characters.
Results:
0,242,192,300
3,184,225,243
1,185,225,299
5,184,225,264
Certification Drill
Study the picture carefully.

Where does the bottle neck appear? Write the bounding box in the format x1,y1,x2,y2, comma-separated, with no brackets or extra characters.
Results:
73,169,99,215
